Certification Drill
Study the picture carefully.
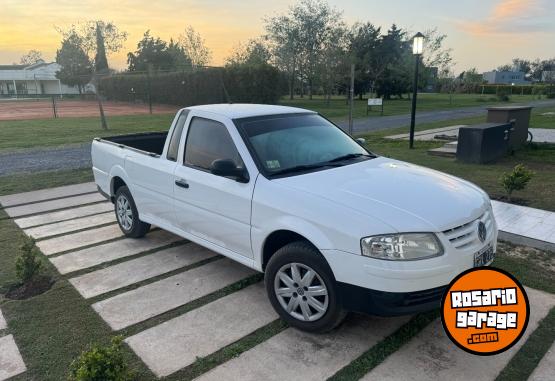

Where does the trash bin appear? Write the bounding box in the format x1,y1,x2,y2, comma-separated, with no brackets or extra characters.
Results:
456,123,512,164
486,106,532,149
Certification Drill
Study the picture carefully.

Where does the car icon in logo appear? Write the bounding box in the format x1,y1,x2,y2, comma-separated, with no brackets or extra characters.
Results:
478,221,487,242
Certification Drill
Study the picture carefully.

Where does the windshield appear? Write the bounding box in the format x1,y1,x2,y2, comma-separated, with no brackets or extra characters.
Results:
235,113,372,177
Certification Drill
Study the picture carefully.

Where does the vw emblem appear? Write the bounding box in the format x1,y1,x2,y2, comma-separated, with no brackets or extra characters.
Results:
478,221,487,242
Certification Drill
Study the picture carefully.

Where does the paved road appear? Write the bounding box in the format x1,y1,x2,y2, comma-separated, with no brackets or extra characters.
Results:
1,99,554,176
337,98,555,134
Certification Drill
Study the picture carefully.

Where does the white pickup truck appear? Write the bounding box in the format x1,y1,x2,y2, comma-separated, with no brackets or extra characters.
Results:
92,104,497,332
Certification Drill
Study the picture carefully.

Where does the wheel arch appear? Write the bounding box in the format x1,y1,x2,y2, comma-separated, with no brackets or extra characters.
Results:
261,229,330,272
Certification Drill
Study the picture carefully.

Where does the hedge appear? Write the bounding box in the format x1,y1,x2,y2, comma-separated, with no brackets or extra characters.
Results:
98,64,286,106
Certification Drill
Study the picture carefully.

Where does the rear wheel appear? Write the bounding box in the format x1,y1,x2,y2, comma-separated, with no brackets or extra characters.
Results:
114,186,150,238
265,241,346,333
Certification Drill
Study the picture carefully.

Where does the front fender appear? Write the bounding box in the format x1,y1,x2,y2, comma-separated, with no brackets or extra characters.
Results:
252,215,335,270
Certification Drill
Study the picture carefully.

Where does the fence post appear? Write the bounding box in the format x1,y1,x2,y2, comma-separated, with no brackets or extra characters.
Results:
51,96,58,118
348,63,354,135
147,64,153,115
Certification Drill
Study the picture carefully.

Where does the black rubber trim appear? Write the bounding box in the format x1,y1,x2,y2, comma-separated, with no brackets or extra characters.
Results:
337,282,447,316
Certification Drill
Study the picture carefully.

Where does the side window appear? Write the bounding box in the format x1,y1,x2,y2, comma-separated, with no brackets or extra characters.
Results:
166,110,190,161
184,117,243,171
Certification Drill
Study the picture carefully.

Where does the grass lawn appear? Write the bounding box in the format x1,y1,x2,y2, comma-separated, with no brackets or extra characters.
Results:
1,93,551,153
360,115,555,211
280,93,540,121
0,114,174,152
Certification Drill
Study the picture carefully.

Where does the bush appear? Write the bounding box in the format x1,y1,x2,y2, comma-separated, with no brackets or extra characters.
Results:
496,88,511,102
546,92,555,99
500,164,534,202
98,65,286,106
15,237,43,283
69,336,132,381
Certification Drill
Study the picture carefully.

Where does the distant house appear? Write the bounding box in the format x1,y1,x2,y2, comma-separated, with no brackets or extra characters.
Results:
482,70,527,85
0,60,80,97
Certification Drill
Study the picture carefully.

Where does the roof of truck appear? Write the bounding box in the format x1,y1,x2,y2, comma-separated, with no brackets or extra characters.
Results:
185,104,315,119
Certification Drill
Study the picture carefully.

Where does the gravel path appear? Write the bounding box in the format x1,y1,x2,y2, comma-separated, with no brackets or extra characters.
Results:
0,143,91,176
1,99,553,176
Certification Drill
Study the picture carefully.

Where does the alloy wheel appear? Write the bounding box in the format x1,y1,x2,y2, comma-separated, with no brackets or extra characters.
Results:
274,262,329,321
116,194,133,231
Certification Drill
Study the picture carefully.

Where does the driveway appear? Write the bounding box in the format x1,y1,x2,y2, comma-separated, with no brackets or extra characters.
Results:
1,182,554,380
1,99,554,176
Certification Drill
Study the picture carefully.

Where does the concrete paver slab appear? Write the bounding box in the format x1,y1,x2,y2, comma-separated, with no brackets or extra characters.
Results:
24,212,115,239
93,258,256,330
37,224,123,255
196,314,410,381
14,202,113,229
4,193,105,218
0,182,96,207
0,309,6,331
70,243,217,298
50,230,181,274
0,335,26,381
360,287,555,381
528,341,555,381
126,283,277,377
492,201,555,245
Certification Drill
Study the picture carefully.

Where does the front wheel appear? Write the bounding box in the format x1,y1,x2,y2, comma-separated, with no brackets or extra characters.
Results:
265,241,346,333
114,186,150,238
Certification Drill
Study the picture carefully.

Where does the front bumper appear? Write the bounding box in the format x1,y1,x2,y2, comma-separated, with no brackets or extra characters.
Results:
338,281,446,316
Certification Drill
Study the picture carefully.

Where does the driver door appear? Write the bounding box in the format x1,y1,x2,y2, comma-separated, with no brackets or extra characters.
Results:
173,116,255,258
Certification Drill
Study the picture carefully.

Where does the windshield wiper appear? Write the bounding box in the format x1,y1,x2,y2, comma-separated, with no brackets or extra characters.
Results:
269,162,342,177
327,153,373,163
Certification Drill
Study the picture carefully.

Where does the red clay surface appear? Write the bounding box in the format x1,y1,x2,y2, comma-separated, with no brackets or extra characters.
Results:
0,99,179,121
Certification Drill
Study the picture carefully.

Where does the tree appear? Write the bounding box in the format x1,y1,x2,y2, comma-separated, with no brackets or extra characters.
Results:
375,24,412,99
265,0,345,99
56,21,127,71
178,26,212,68
55,32,93,93
20,50,43,65
95,22,109,73
127,31,191,71
496,64,513,72
167,38,192,69
459,68,483,93
422,28,454,78
264,12,301,99
349,22,382,98
226,38,271,66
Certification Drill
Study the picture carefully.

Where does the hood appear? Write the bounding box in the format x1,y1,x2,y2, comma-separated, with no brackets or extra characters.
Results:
275,157,489,232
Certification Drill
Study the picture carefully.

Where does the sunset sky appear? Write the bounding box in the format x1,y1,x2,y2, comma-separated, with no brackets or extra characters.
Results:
1,0,553,73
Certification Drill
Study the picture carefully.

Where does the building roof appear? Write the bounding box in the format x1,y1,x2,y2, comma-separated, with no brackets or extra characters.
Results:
186,104,315,119
0,61,61,81
0,64,28,70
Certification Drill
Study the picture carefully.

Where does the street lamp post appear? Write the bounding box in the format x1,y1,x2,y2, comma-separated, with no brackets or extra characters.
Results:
409,32,424,149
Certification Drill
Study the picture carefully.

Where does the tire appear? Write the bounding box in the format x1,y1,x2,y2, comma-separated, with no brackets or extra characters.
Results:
114,186,150,238
265,241,346,333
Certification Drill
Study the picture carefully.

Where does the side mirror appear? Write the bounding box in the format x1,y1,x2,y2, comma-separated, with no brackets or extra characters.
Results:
355,138,366,145
211,159,249,183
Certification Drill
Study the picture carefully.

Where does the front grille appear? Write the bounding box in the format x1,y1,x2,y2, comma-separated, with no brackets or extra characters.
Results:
442,210,494,250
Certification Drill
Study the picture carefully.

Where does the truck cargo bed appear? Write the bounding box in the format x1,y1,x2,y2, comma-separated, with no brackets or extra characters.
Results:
95,132,168,156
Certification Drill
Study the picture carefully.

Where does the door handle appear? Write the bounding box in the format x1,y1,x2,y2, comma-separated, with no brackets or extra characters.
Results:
175,179,189,189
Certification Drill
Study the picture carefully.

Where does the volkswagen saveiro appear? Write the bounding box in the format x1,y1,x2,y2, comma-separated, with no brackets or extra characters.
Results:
92,104,497,332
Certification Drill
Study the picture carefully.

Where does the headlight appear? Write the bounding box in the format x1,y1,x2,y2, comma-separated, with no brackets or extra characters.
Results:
361,233,443,260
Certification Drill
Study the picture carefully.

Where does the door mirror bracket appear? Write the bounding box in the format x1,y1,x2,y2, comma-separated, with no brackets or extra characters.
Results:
211,159,249,183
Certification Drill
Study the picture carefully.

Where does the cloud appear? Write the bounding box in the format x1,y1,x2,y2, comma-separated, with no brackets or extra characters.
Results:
456,0,549,36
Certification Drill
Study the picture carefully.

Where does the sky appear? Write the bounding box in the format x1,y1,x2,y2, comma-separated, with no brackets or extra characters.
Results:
0,0,554,73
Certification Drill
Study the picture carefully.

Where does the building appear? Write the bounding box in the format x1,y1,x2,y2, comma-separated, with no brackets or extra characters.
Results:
482,70,527,85
0,60,80,97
